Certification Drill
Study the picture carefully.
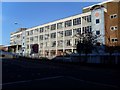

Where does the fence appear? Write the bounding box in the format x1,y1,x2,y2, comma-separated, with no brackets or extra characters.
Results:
53,53,120,64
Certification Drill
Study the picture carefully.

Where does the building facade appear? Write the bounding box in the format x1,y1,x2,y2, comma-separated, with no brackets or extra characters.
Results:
10,0,120,58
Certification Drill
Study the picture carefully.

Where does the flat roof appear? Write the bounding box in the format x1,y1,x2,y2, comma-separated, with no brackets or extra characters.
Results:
83,0,119,10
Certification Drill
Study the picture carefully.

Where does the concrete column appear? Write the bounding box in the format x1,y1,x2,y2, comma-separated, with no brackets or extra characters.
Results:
56,28,57,55
81,16,83,34
16,45,18,53
63,24,65,53
48,28,51,58
71,18,74,53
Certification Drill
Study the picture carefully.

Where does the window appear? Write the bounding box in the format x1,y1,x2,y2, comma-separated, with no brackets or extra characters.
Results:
114,14,117,18
51,24,56,30
111,15,114,19
40,43,43,48
65,40,71,46
82,16,87,21
111,38,118,42
30,30,33,35
26,38,29,42
44,34,49,40
73,28,81,35
39,27,44,33
86,26,91,32
82,15,91,22
96,31,100,35
51,41,56,47
89,26,92,32
57,31,63,37
65,30,72,36
85,27,87,33
65,20,72,27
87,15,91,22
82,26,91,33
110,26,118,30
27,45,29,49
30,37,33,42
39,35,43,40
74,39,79,45
26,31,29,36
34,29,38,34
115,39,118,42
45,42,48,47
57,22,63,29
82,27,85,33
45,26,49,32
115,26,118,30
51,33,56,38
110,14,117,19
57,40,63,47
34,36,38,41
19,35,21,38
96,19,100,24
73,18,81,25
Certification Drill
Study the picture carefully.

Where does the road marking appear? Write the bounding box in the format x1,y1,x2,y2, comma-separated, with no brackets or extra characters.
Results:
67,76,119,88
1,76,64,86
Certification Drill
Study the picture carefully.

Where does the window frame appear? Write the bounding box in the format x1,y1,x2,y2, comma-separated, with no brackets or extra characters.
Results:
111,38,118,42
73,17,81,26
96,19,100,24
110,26,118,31
96,30,100,35
65,20,72,27
110,14,117,19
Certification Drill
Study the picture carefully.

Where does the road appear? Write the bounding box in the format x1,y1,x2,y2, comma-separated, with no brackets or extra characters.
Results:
2,58,120,89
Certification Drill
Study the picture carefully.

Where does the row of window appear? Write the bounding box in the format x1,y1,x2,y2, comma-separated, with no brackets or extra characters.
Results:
30,36,118,47
111,38,118,42
26,37,119,49
26,16,91,35
83,26,92,33
27,26,92,41
41,39,73,47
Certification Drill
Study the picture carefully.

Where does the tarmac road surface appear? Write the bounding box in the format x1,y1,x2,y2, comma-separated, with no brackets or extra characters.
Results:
2,58,120,89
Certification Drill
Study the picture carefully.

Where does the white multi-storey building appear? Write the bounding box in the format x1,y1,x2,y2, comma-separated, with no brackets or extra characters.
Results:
10,0,120,58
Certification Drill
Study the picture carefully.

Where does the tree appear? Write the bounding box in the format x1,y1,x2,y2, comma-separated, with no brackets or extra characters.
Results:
76,32,98,54
76,32,99,63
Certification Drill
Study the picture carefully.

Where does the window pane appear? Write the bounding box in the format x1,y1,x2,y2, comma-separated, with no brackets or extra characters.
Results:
51,33,56,38
96,31,100,35
73,18,81,25
96,19,100,24
65,30,72,36
40,27,44,33
57,22,63,29
51,24,56,30
65,20,72,27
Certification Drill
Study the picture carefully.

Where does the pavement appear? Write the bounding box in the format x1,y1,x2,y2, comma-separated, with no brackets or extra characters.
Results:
2,58,120,89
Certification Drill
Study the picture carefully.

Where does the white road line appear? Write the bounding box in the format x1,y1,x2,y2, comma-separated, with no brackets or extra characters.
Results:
67,76,119,88
1,76,64,86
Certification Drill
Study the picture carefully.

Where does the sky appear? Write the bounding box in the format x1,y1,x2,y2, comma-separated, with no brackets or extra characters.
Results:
2,2,100,45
